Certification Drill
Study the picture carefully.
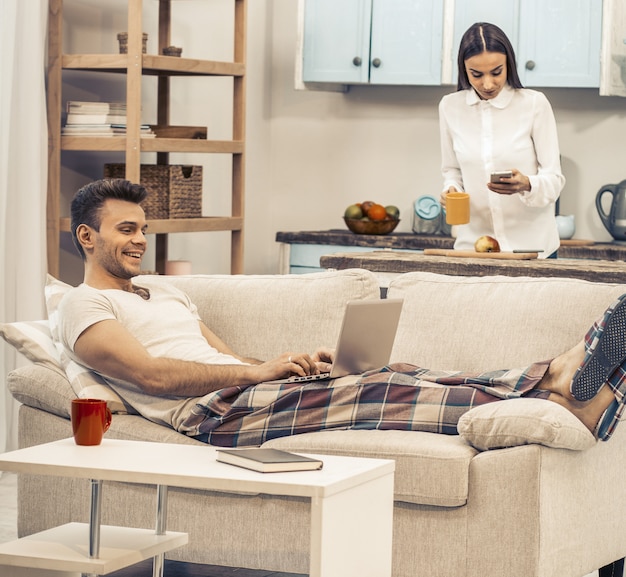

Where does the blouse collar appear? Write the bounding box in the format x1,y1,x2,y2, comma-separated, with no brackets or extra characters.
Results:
466,84,515,109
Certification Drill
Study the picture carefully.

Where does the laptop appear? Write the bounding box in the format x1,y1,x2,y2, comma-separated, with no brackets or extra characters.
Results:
262,298,404,385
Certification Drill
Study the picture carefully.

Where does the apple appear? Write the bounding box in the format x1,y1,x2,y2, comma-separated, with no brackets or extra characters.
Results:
344,204,363,219
474,235,500,253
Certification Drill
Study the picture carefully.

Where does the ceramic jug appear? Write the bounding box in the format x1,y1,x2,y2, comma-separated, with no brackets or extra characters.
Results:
596,180,626,240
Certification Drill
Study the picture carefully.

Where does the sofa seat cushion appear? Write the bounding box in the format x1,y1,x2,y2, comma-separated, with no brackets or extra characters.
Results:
263,429,477,507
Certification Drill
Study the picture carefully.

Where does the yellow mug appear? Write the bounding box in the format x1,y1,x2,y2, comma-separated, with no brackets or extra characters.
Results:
445,192,470,225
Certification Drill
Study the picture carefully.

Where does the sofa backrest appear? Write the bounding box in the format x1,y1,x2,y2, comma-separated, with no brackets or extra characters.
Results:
144,269,380,361
388,272,626,372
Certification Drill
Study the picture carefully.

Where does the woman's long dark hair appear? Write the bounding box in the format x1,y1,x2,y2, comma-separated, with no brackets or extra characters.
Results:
457,22,523,91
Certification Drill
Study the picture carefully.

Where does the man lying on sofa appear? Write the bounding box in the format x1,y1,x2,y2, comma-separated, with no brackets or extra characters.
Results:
58,178,626,447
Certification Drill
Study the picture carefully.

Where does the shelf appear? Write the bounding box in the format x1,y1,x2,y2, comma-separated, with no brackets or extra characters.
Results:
61,136,245,153
0,522,187,575
60,216,243,234
47,0,247,276
62,54,245,76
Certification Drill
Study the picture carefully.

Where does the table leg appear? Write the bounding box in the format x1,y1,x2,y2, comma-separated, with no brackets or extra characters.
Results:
152,484,168,577
83,478,103,577
308,472,394,577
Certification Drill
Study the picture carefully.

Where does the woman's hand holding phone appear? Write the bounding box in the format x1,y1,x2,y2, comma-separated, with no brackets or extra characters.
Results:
487,169,531,195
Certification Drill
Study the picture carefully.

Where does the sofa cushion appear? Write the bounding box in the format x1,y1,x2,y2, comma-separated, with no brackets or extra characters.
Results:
8,364,74,419
0,319,65,375
388,272,626,372
142,268,381,361
458,398,597,451
263,429,478,507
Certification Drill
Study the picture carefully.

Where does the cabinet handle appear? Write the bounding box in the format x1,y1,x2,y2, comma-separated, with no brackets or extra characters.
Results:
352,56,362,67
525,60,536,70
372,58,382,68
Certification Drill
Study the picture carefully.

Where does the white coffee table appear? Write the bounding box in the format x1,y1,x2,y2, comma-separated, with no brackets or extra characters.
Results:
0,438,395,577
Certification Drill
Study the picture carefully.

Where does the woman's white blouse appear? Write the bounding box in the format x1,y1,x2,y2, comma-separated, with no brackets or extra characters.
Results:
439,84,565,257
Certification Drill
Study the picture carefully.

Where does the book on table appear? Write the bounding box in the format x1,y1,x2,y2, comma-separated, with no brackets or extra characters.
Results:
216,448,324,473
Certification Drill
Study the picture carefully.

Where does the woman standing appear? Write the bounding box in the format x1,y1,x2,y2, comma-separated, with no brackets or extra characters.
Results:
439,22,565,257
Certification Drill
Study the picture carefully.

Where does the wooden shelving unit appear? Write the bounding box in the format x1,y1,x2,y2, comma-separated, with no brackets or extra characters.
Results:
46,0,247,276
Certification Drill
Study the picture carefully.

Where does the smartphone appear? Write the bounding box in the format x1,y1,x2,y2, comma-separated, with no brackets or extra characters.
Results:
490,170,513,183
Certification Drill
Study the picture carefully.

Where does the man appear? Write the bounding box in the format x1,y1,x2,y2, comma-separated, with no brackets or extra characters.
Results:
58,179,624,447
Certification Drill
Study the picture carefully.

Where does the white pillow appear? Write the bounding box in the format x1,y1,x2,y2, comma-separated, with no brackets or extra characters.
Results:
457,398,596,451
44,275,130,414
0,320,64,375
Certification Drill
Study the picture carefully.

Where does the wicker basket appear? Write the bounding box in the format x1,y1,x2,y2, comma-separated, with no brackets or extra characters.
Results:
103,164,202,219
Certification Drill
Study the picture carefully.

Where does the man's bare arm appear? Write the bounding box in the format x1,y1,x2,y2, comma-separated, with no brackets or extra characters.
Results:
73,319,317,397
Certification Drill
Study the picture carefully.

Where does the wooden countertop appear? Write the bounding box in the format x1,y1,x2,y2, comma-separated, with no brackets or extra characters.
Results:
275,230,626,261
319,250,626,284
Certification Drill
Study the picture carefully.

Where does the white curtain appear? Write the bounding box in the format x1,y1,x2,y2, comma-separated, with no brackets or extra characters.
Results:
0,0,48,453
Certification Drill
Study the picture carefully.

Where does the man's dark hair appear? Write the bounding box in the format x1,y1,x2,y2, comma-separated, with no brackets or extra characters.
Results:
457,22,523,91
70,178,148,259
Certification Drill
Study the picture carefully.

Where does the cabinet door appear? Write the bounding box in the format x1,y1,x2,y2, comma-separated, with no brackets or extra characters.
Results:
600,0,626,96
302,0,372,83
369,0,444,85
451,0,518,86
518,0,602,87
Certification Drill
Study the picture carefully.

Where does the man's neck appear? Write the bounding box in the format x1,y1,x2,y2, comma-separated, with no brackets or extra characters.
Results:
83,266,133,292
83,267,150,300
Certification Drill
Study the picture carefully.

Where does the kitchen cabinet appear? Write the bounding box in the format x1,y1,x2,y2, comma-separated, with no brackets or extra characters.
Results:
47,0,246,277
302,0,444,85
600,0,626,97
451,0,602,88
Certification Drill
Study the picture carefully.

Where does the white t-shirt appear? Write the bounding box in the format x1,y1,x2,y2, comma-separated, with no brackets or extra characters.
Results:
439,85,565,257
58,279,246,430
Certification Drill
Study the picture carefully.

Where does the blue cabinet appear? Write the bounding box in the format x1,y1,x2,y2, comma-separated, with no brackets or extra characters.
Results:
302,0,444,85
518,0,602,88
452,0,602,88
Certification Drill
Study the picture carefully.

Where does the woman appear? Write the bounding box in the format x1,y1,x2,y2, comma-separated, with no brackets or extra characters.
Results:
439,22,565,258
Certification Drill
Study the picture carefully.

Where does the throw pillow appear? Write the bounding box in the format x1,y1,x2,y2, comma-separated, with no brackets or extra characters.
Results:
0,320,64,376
44,275,130,414
457,398,597,451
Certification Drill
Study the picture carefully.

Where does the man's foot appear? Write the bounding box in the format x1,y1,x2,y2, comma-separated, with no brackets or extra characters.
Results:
537,341,618,437
548,386,615,435
571,294,626,401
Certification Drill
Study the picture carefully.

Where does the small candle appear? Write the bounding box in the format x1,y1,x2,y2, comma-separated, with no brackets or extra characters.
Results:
165,260,192,275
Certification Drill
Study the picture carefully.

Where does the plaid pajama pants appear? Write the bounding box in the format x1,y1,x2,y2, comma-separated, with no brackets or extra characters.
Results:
180,360,552,447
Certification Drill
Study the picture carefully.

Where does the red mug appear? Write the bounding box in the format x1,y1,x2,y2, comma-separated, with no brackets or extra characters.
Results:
71,398,112,446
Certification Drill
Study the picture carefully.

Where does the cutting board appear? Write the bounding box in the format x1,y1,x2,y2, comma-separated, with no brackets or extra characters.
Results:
559,239,595,246
423,249,538,260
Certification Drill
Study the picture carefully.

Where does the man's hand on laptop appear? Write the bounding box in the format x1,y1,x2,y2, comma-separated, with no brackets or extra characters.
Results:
311,347,335,374
248,348,335,385
285,348,334,376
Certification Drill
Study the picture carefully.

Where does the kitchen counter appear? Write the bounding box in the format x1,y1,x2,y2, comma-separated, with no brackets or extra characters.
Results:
275,230,626,261
319,250,626,284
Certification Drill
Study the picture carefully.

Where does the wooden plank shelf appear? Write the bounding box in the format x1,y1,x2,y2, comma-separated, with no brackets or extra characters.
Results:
60,216,244,234
62,54,245,77
61,136,244,154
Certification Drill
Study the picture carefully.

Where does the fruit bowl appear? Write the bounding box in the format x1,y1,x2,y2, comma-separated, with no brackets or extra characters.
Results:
344,217,400,235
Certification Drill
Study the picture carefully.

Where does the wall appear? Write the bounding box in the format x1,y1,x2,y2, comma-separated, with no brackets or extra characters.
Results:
58,0,626,283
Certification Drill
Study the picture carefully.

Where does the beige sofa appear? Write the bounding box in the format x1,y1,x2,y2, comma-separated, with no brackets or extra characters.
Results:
4,268,626,577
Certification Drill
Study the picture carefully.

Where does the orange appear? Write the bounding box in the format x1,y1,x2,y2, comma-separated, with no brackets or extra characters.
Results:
368,203,387,221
